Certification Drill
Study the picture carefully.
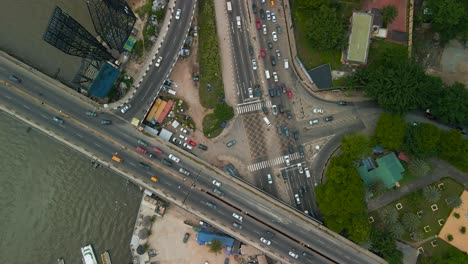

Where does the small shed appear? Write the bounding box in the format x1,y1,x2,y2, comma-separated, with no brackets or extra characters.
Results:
358,152,405,188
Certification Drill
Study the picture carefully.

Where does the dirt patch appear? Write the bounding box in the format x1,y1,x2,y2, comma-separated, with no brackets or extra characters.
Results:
147,205,241,264
438,190,468,253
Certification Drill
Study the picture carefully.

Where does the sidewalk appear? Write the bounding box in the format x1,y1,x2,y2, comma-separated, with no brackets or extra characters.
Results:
107,0,177,110
368,158,468,211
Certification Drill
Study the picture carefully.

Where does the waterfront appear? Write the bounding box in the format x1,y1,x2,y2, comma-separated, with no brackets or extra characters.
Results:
0,112,141,263
0,0,96,87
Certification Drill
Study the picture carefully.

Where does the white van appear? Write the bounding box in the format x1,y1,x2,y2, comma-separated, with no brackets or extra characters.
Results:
304,167,311,178
284,59,289,69
263,117,271,127
167,89,177,95
265,70,270,79
236,16,241,28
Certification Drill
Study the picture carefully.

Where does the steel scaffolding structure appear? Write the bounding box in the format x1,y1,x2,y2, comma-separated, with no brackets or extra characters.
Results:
43,7,112,62
72,56,105,91
87,0,136,53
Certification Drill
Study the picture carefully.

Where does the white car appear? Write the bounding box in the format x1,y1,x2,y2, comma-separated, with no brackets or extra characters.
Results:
179,168,190,176
175,9,181,20
313,108,324,113
272,104,278,115
289,250,299,259
304,167,311,178
262,24,267,35
294,194,301,204
272,71,278,82
308,119,319,125
266,10,271,20
183,143,193,150
284,155,290,166
271,13,276,23
275,49,281,58
179,134,188,141
272,31,278,42
168,154,180,163
180,127,188,134
232,213,243,222
267,174,273,184
260,237,271,245
297,163,303,174
120,104,131,114
252,59,257,70
212,180,221,187
248,87,253,98
155,56,163,67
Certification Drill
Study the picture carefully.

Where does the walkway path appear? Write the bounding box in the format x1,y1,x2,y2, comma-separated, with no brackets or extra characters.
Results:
368,159,468,211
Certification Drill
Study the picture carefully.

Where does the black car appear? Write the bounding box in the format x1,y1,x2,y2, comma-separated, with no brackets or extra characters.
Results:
268,42,273,49
138,162,151,170
205,201,217,209
279,104,284,113
262,105,269,115
271,56,276,66
100,119,112,125
288,145,294,154
269,88,275,97
252,3,257,13
161,159,173,167
324,116,334,122
276,86,281,97
260,9,265,19
266,231,275,238
286,110,292,119
249,45,254,56
298,145,305,156
198,144,208,150
293,130,299,141
337,101,348,106
284,126,290,137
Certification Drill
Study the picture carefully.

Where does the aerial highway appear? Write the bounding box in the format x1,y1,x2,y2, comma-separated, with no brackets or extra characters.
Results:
0,55,384,263
122,0,196,120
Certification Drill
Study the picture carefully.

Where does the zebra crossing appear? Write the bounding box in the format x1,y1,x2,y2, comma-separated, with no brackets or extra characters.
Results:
248,152,302,172
236,100,272,114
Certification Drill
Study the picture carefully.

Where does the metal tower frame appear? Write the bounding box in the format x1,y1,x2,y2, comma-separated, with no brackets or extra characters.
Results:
43,7,112,62
87,0,136,53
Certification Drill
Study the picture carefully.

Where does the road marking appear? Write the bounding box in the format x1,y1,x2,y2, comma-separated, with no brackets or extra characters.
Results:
40,114,47,119
94,143,101,148
4,95,12,100
129,162,135,166
22,104,31,110
75,133,83,138
248,152,301,172
236,100,271,114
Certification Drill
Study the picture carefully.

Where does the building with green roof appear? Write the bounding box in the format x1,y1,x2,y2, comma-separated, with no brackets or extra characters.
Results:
358,152,405,189
346,12,373,64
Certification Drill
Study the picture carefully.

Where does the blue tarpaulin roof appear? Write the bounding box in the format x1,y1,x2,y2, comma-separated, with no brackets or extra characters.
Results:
197,230,235,254
88,62,121,99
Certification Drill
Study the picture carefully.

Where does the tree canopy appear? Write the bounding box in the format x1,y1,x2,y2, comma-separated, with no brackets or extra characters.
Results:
431,82,468,125
426,0,468,43
370,227,403,264
304,4,347,51
382,5,398,27
315,155,370,242
208,239,223,254
341,133,371,160
404,123,441,158
374,113,407,150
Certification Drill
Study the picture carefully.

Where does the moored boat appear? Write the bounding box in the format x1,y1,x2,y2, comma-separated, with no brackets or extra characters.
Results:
80,244,98,264
101,251,112,264
57,257,64,264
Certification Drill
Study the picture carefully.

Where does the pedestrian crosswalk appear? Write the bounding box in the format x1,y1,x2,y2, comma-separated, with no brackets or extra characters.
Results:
248,152,302,172
236,100,272,114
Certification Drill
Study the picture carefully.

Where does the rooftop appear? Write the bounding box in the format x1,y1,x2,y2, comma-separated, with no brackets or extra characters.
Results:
346,12,373,64
358,152,405,188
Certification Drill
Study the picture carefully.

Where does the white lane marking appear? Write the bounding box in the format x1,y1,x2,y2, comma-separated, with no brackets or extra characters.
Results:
4,95,12,100
94,143,101,148
22,104,31,110
40,114,47,119
75,133,83,138
129,162,135,166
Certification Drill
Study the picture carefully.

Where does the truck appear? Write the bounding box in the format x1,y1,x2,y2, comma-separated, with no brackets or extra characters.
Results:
236,16,241,29
112,155,122,163
226,1,232,13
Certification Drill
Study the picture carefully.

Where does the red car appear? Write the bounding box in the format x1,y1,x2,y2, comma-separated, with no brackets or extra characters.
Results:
255,19,261,30
287,89,293,99
260,48,266,58
136,146,148,154
188,140,197,146
152,146,163,154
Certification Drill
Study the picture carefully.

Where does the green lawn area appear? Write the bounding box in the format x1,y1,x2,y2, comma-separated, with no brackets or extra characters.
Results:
202,113,223,139
398,161,418,185
368,39,408,64
369,178,464,245
198,0,224,109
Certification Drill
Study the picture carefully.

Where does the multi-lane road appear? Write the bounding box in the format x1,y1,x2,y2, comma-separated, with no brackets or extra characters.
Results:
0,52,384,263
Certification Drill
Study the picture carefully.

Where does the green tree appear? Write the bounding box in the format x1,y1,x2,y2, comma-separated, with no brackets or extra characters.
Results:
374,113,407,150
419,245,468,263
213,103,234,121
370,227,404,264
369,179,387,198
341,133,371,160
208,239,223,254
409,159,430,178
426,0,467,43
402,213,420,232
439,129,466,161
446,195,463,209
315,155,370,242
404,123,441,158
389,222,405,239
382,5,398,27
305,4,347,51
379,208,399,226
423,185,441,203
407,189,425,208
432,83,468,125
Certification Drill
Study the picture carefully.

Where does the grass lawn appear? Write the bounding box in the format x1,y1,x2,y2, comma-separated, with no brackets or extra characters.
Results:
398,161,418,185
202,113,223,139
369,178,464,244
368,39,408,64
198,0,224,109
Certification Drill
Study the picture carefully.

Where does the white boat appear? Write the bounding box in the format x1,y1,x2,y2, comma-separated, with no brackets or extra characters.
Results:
81,245,98,264
56,258,64,264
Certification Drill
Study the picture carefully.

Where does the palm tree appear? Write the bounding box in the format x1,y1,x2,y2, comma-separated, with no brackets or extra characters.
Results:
208,239,223,255
379,208,399,226
369,179,387,197
402,213,420,232
423,185,441,203
409,159,430,177
411,231,424,242
390,222,405,239
446,195,463,208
